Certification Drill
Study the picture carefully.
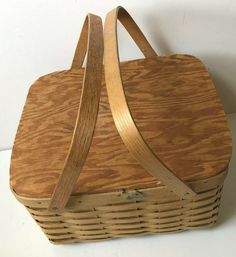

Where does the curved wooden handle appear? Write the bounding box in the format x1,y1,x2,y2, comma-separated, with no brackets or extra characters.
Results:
104,6,196,199
49,14,104,211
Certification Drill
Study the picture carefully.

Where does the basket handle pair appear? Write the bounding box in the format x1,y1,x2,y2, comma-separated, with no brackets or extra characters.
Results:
49,7,196,212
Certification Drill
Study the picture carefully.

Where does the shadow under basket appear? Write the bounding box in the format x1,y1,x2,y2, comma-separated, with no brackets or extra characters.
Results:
10,7,232,244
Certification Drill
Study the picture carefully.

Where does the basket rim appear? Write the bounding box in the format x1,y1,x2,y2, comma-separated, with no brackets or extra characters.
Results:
12,167,227,210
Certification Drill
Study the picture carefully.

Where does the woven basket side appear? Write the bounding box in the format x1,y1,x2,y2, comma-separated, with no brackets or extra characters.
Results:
13,169,226,244
26,185,222,244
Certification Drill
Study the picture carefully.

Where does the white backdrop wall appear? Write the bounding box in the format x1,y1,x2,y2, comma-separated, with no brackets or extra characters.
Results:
0,0,236,150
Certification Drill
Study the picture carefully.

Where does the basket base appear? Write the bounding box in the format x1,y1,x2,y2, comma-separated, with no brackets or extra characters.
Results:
25,185,222,244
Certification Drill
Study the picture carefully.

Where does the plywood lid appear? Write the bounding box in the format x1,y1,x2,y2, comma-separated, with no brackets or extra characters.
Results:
10,55,232,198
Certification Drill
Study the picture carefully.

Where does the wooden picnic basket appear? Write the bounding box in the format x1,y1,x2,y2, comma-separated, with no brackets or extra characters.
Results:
10,6,232,244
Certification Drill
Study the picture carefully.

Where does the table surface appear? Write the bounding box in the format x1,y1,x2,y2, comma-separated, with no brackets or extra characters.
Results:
1,113,236,257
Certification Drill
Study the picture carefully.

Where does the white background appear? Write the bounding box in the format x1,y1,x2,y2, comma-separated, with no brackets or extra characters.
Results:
0,0,236,150
1,1,236,255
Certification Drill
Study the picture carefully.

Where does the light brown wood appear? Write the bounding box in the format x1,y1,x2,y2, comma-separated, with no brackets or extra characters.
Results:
10,55,232,198
13,168,227,243
10,6,232,243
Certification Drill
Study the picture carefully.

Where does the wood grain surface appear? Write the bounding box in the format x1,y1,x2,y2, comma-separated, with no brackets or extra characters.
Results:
10,54,232,198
